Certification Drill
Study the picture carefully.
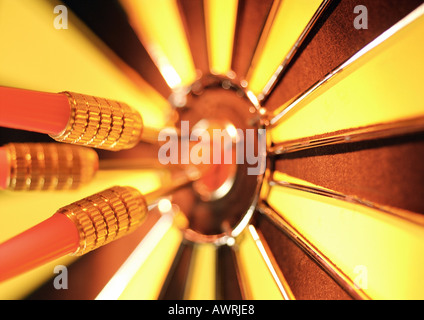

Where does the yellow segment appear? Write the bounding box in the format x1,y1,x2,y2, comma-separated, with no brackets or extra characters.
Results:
0,0,170,128
267,173,424,299
246,0,323,96
204,0,239,75
0,256,75,300
270,9,424,144
234,227,285,300
117,222,183,300
120,0,197,88
184,243,217,300
0,169,164,299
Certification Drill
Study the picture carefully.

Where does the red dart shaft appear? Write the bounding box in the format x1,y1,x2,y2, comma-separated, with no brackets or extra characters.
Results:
0,213,79,282
0,86,70,135
0,147,9,189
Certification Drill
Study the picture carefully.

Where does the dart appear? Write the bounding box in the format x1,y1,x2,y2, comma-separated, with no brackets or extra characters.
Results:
0,165,199,283
0,86,161,151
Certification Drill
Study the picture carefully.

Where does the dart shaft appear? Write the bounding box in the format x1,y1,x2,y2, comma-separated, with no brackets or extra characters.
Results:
0,214,79,282
0,147,9,189
0,86,70,135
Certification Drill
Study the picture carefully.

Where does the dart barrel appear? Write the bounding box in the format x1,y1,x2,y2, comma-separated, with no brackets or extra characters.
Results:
2,143,98,191
56,186,148,256
51,91,144,151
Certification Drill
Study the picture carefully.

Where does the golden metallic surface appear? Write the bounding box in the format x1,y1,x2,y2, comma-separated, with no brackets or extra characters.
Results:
5,143,98,191
57,186,148,256
51,91,143,151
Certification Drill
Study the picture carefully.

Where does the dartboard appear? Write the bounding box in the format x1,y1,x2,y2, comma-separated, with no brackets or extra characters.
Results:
0,0,423,300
